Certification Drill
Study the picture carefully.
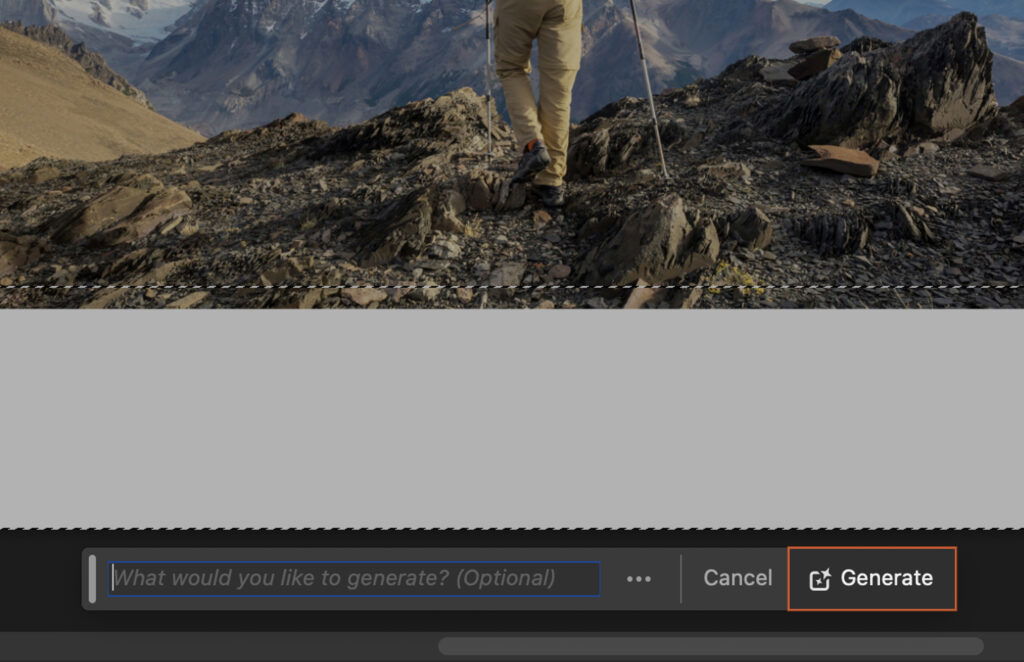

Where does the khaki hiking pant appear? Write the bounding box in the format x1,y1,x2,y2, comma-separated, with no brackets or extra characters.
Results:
495,0,583,187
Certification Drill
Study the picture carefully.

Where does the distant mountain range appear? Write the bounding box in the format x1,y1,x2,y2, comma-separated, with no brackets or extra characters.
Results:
127,0,920,134
825,0,1024,24
2,0,1022,134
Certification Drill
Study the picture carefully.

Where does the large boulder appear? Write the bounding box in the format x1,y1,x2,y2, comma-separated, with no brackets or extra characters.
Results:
727,207,775,249
788,49,842,81
578,194,720,286
462,171,527,212
802,145,880,178
316,88,511,159
96,188,193,246
355,188,467,267
0,232,45,276
568,98,692,179
764,13,999,148
790,36,841,55
568,120,647,178
50,174,192,246
798,212,872,256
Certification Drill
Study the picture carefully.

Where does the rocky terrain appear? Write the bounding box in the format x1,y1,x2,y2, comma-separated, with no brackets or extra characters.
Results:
0,26,202,168
1,13,1021,310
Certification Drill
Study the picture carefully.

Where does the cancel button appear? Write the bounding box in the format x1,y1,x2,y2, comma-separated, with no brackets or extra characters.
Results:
788,547,958,612
704,567,775,587
680,549,787,611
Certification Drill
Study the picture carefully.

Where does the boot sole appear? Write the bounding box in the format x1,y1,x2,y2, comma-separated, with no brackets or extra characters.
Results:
536,186,566,208
511,153,552,184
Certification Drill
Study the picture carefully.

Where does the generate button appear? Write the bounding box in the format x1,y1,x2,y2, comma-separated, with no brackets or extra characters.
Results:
787,546,958,612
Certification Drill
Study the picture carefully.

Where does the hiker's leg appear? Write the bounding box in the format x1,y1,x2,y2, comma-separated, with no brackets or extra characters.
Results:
535,67,579,186
495,0,544,152
535,0,582,187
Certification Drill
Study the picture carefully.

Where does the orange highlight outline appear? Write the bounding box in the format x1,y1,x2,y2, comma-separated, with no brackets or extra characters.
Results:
786,546,958,612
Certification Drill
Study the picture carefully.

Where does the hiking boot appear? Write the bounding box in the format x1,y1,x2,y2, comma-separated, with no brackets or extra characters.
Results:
511,139,552,184
536,184,566,208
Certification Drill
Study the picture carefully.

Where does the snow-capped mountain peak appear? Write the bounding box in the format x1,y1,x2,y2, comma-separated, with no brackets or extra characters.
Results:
53,0,196,44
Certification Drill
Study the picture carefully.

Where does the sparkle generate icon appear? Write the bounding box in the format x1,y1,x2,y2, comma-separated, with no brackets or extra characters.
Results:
809,569,832,592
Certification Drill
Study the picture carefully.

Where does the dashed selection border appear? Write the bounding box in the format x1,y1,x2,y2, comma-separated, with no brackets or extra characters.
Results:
0,527,1020,532
1,284,1023,293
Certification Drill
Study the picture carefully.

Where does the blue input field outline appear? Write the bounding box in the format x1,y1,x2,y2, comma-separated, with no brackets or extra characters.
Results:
105,561,603,599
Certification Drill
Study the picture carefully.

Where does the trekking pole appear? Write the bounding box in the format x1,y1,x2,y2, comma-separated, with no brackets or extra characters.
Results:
484,0,494,162
628,0,670,180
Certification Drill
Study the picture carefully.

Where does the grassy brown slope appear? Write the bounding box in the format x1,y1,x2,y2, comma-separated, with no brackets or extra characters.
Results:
0,28,202,169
